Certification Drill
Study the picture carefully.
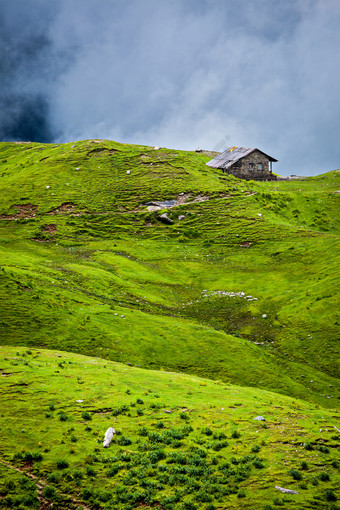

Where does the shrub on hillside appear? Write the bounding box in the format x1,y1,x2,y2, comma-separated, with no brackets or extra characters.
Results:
56,459,69,470
81,411,92,420
289,469,302,480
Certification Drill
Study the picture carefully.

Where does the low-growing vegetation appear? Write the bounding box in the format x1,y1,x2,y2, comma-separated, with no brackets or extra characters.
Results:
0,139,339,508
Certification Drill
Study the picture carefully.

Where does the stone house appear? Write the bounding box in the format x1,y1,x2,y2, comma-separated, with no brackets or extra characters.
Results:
206,147,278,181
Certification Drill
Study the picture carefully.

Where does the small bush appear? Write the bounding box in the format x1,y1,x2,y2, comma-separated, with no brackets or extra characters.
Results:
22,493,39,506
107,465,119,477
319,472,330,481
43,486,57,500
5,479,16,490
289,469,302,481
136,398,144,404
47,472,59,483
253,458,264,469
70,435,78,443
182,502,198,510
155,421,164,429
202,427,213,436
325,489,337,502
149,450,166,464
318,446,330,454
86,466,96,477
196,490,213,503
231,430,241,439
58,412,68,422
117,436,132,446
56,459,69,469
212,440,228,451
138,426,148,436
300,461,308,470
98,490,112,502
81,411,92,421
180,412,189,421
304,442,313,451
237,490,246,498
82,488,94,500
23,451,43,462
251,444,261,453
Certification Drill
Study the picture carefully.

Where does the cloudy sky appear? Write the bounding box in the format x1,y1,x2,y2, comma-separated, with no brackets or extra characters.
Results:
1,0,340,175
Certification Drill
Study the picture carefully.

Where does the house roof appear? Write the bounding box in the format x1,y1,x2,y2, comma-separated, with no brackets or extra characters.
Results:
206,147,278,170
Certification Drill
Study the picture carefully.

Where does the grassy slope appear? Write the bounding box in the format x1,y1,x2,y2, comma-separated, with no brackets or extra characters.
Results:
0,346,339,510
0,140,339,410
0,140,339,509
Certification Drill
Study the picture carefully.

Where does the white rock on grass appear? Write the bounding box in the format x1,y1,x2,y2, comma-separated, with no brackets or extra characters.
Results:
103,427,115,448
275,486,299,494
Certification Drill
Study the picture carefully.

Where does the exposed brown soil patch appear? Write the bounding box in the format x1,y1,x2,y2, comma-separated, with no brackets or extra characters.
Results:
41,224,57,234
47,202,75,215
0,204,38,220
15,281,32,292
240,241,252,247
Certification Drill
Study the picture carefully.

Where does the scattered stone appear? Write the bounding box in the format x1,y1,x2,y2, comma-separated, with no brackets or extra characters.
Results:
127,170,131,175
76,400,84,403
275,486,299,494
75,167,80,171
154,146,160,150
147,205,163,212
164,410,172,414
178,215,186,221
262,314,267,318
46,186,50,189
158,213,174,225
253,416,266,421
258,213,262,217
103,427,115,448
195,148,203,152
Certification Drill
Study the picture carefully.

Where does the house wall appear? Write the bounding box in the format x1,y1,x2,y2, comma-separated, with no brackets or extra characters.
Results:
223,150,276,181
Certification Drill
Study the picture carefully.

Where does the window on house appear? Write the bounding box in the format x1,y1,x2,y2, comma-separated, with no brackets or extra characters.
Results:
248,163,254,170
257,163,263,171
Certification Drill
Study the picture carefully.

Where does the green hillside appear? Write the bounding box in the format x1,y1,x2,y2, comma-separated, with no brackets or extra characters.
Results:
0,346,339,510
0,139,339,508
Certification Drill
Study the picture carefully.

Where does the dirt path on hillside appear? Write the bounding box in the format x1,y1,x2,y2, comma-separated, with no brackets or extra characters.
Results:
0,458,90,510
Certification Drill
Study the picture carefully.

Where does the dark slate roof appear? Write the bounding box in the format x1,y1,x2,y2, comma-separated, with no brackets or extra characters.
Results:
206,147,278,170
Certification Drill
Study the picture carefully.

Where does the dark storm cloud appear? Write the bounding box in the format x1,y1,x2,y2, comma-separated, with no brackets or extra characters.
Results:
1,0,340,175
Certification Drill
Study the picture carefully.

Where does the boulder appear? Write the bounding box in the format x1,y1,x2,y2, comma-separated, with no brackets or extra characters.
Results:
158,213,174,225
253,416,266,421
275,486,299,494
103,427,115,448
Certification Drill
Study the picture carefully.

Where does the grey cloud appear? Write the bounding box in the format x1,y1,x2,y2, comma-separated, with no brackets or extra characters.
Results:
1,0,340,175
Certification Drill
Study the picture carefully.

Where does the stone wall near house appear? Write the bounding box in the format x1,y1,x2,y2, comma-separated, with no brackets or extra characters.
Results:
223,150,276,181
